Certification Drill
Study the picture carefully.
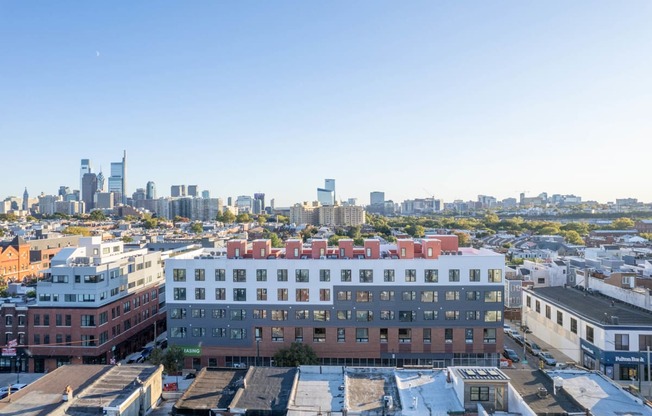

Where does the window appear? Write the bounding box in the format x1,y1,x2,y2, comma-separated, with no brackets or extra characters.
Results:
230,328,246,339
215,269,226,281
535,300,541,313
356,328,369,343
341,269,352,282
337,290,352,301
81,335,96,347
173,269,186,282
526,296,531,308
356,310,373,322
195,288,205,300
398,328,411,343
488,269,502,283
359,269,373,283
465,328,474,344
271,310,288,321
296,310,310,320
337,328,346,342
399,311,416,322
171,327,187,338
570,318,578,334
402,291,416,301
272,327,284,341
213,328,226,337
557,311,563,325
170,308,184,319
212,309,226,318
191,309,205,318
449,269,460,282
296,269,309,282
277,288,288,301
423,310,437,320
640,335,652,351
445,291,460,301
484,291,502,302
380,328,389,343
313,328,326,342
615,334,630,351
466,311,480,320
277,269,288,281
356,291,372,302
470,386,489,401
256,269,267,281
380,310,394,320
586,325,594,343
253,309,267,319
421,291,438,303
380,290,394,301
424,269,438,283
484,311,502,322
230,309,246,320
405,269,416,282
545,305,551,319
469,269,481,282
233,269,246,282
81,315,96,327
295,327,303,342
422,329,432,344
313,310,330,321
296,288,310,302
384,269,395,282
319,269,330,282
173,288,186,300
319,289,330,301
215,288,226,300
445,311,459,320
445,328,453,343
192,327,206,337
467,291,480,301
233,288,246,301
484,328,497,344
337,310,352,320
195,269,205,281
257,288,268,301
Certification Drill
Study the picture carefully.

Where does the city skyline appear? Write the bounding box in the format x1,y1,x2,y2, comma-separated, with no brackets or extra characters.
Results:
1,2,651,205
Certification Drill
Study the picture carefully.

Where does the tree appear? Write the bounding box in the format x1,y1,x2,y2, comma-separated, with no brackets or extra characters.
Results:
143,218,159,229
221,210,236,224
149,345,185,375
89,210,107,221
453,231,471,247
62,226,92,236
190,222,204,234
404,224,425,238
561,230,585,245
257,215,268,225
236,213,251,223
347,226,361,240
611,217,635,230
268,232,283,248
122,236,134,243
25,215,36,222
273,342,319,367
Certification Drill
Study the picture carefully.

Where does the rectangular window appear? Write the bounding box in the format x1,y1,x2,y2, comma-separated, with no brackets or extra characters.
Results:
55,314,62,326
257,288,268,301
384,269,395,282
484,311,502,322
295,310,310,320
423,328,431,343
421,291,438,303
173,288,186,300
337,290,352,301
233,269,246,282
570,318,577,334
341,269,352,282
466,311,480,320
380,328,389,343
277,288,288,301
488,269,502,283
212,309,226,318
469,269,481,282
356,291,373,302
615,334,629,351
586,325,594,343
398,328,411,343
424,269,438,283
319,269,330,282
359,269,373,283
445,311,459,320
296,288,310,302
215,269,226,281
253,309,267,319
445,328,453,343
484,291,502,302
272,327,284,342
296,269,309,282
466,291,480,301
192,327,206,337
295,327,303,342
173,269,186,282
319,289,331,301
380,310,394,320
212,328,226,337
423,310,437,320
233,288,246,301
545,305,551,319
215,288,226,300
399,311,416,322
449,269,460,282
470,386,489,401
256,269,267,281
195,288,205,300
402,291,416,301
337,310,352,320
445,291,460,301
526,296,531,308
640,335,652,351
380,290,394,301
465,328,474,344
271,310,288,321
405,269,416,282
557,311,563,325
191,308,205,318
277,269,288,281
356,310,373,322
484,328,497,344
313,310,330,321
337,328,345,342
535,300,541,313
230,309,246,320
356,328,369,343
81,315,96,327
230,328,246,339
195,269,205,281
313,328,326,343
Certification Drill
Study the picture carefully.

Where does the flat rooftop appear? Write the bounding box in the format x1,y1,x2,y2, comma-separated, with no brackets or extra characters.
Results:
396,369,464,415
174,367,247,412
287,366,345,415
230,367,297,412
344,367,399,413
507,368,582,415
529,286,652,326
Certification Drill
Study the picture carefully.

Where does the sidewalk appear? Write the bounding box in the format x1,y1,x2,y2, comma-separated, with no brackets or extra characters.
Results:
0,372,44,389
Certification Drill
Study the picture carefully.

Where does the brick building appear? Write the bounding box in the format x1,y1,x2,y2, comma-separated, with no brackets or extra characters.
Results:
0,236,31,284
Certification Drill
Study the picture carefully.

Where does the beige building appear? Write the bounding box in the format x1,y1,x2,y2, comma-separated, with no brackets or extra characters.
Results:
291,202,365,226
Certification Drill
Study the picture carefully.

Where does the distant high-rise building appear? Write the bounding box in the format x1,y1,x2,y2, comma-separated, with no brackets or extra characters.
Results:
80,159,92,196
108,151,127,205
370,191,385,205
22,188,29,212
132,188,146,201
317,188,334,206
253,193,265,215
201,190,210,199
97,169,105,192
146,181,157,200
81,173,98,213
187,185,198,197
235,195,253,213
324,179,335,200
227,197,232,206
58,186,71,197
171,185,186,197
270,198,275,210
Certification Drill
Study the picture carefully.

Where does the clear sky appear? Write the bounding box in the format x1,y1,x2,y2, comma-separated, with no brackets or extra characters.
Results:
1,1,651,206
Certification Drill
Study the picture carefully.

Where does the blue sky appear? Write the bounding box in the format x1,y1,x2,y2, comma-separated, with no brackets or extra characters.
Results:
1,1,651,206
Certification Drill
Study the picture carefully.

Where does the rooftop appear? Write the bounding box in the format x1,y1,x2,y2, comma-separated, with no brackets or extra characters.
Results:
174,367,247,412
506,368,583,415
528,286,652,327
230,367,297,412
287,366,345,415
344,367,399,413
396,369,464,415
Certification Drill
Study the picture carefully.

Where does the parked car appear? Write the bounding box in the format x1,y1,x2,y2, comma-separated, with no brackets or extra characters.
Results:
503,324,512,334
140,346,154,361
503,348,520,362
513,334,525,346
0,385,25,399
526,341,542,356
507,329,520,339
539,352,557,366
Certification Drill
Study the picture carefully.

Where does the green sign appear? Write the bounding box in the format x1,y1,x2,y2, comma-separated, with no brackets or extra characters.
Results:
180,346,202,357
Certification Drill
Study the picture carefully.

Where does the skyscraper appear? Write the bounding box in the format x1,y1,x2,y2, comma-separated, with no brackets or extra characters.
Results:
146,181,157,200
324,179,336,201
22,188,29,212
171,185,186,197
81,173,98,212
187,185,198,197
253,193,265,215
107,151,127,205
97,169,105,192
80,159,92,196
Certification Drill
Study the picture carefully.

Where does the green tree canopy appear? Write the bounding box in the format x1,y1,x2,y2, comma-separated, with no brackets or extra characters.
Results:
89,210,107,221
611,217,635,229
62,226,92,236
236,213,251,223
273,342,319,367
190,222,204,234
149,345,185,374
220,210,236,224
453,231,471,247
268,232,283,248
